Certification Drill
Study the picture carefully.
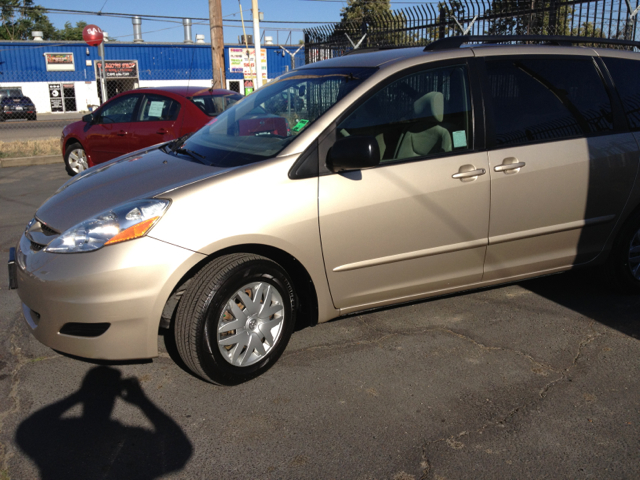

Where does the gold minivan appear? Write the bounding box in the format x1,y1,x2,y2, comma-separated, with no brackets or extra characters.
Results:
9,36,640,384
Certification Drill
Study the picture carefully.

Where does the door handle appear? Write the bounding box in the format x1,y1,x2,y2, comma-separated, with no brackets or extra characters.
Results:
494,157,525,173
156,128,169,135
452,168,486,179
115,130,127,136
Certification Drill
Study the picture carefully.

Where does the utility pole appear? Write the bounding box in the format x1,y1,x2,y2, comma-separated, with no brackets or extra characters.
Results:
252,0,262,89
209,0,226,89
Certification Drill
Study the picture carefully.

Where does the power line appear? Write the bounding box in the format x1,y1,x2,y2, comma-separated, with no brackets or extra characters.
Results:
32,6,337,24
299,0,440,3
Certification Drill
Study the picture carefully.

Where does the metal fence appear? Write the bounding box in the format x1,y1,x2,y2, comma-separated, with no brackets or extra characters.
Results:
304,0,640,63
0,42,304,164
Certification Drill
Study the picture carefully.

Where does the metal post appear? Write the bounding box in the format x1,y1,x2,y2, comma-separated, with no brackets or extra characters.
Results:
252,0,262,89
98,42,107,104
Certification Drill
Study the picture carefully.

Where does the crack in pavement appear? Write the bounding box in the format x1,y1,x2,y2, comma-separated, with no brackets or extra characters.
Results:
0,322,59,476
420,324,607,478
358,315,560,374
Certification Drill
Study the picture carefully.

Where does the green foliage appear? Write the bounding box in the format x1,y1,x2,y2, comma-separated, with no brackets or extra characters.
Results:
50,21,87,41
0,0,54,40
484,0,573,36
1,1,86,41
340,0,391,24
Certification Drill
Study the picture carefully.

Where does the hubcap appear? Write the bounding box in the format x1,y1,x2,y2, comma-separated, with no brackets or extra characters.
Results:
68,148,88,173
628,228,640,280
216,281,285,367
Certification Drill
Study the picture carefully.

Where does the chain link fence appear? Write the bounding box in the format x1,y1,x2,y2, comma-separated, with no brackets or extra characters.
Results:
0,42,302,163
304,0,640,63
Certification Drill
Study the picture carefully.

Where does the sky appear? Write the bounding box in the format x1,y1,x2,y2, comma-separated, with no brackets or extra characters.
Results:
38,0,353,45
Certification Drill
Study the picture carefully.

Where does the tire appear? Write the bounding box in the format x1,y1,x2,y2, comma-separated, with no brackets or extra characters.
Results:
28,114,36,121
175,254,296,385
0,114,5,122
605,211,640,293
64,142,89,176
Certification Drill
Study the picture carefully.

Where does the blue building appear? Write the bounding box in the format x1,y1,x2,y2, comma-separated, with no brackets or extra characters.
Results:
0,39,305,114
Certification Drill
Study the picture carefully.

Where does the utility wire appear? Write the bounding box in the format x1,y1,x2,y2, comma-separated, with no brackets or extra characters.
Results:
31,6,337,24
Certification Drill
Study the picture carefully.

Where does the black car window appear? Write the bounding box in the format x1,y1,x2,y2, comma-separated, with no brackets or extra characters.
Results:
337,64,473,163
138,94,181,122
191,94,243,116
485,57,614,147
98,95,140,124
602,57,640,131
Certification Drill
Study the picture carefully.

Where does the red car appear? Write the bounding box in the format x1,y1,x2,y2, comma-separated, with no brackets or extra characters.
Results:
61,87,243,176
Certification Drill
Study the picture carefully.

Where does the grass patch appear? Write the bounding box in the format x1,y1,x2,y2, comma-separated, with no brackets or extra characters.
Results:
0,137,60,159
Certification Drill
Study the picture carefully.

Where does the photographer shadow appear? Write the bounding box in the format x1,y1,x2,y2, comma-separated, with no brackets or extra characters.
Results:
16,366,192,480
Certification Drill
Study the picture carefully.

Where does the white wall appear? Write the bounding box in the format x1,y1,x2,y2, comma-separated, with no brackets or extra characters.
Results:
0,81,99,114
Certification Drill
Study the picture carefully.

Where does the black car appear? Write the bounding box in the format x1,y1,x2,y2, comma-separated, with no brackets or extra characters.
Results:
0,96,37,121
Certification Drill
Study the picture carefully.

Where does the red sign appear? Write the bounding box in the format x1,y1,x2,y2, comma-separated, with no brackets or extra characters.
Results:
82,24,103,47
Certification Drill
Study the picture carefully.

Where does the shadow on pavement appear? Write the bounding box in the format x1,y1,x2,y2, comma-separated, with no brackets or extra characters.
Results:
15,366,192,480
521,269,640,339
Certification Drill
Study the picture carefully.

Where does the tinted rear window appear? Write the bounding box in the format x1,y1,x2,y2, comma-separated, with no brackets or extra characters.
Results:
191,94,243,116
603,57,640,131
485,57,614,147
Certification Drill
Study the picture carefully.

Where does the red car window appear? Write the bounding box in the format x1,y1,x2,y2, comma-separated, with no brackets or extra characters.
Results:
138,94,181,122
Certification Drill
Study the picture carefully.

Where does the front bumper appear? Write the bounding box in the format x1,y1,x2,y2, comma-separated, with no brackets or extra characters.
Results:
15,233,204,360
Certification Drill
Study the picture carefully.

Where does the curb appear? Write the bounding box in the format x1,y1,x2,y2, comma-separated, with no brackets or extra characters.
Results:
0,155,64,168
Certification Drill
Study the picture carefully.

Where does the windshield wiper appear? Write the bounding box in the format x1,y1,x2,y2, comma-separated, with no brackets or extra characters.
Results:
165,132,195,153
174,146,206,162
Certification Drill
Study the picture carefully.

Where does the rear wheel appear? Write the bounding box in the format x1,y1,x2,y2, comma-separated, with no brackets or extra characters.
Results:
27,114,36,121
175,254,296,385
64,143,88,176
605,211,640,293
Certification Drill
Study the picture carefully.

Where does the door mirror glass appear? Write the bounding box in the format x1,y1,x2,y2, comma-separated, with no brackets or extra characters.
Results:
327,135,380,173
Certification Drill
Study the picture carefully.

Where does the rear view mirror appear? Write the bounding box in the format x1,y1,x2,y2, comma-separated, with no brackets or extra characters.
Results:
327,136,380,173
298,85,306,97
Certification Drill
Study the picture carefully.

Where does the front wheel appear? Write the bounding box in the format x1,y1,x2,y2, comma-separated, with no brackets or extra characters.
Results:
605,211,640,293
175,254,296,385
64,142,88,176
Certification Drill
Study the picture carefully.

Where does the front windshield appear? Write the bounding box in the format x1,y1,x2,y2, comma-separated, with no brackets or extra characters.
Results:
183,67,377,167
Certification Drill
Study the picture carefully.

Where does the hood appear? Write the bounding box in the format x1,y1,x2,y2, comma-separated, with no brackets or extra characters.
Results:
36,146,230,232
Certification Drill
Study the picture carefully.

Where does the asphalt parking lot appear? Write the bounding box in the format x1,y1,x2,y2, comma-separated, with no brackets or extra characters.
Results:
1,164,639,479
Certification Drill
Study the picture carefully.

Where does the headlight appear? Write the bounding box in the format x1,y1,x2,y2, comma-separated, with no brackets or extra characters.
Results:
45,199,170,253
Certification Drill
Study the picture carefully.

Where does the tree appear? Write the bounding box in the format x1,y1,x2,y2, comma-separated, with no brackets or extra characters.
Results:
484,0,573,36
340,0,391,24
0,0,55,40
51,21,87,41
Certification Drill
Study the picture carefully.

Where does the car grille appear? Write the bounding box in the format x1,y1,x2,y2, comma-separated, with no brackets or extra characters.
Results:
40,222,58,236
30,241,45,252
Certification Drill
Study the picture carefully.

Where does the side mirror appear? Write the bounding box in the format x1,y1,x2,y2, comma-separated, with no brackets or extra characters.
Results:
82,113,94,124
298,85,306,97
327,135,380,173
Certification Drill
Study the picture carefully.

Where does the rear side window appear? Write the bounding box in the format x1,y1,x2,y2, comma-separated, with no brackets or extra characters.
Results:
138,94,180,122
602,57,640,131
485,57,614,147
191,94,242,116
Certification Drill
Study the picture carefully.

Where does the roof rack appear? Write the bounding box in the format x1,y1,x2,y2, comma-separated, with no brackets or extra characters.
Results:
424,35,640,51
345,45,413,56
